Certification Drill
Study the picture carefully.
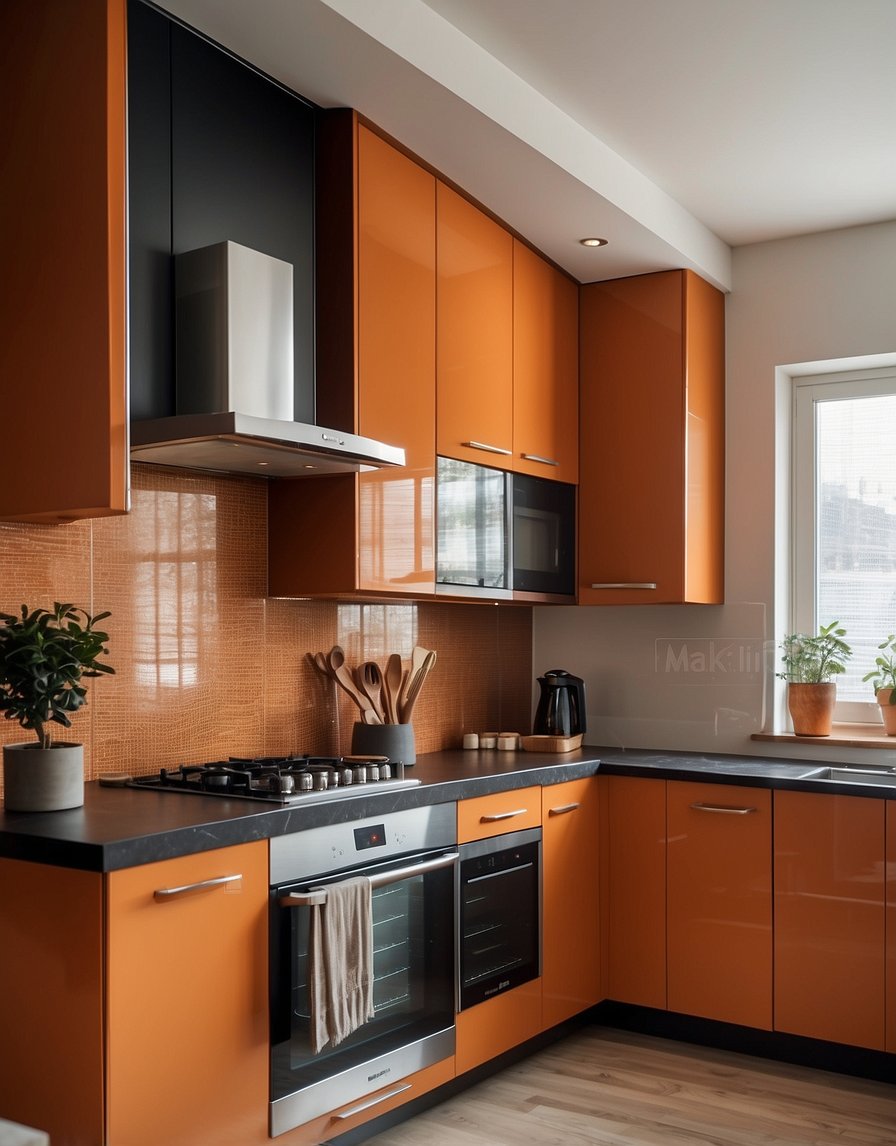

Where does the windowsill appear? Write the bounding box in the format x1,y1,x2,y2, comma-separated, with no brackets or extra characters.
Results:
752,725,896,750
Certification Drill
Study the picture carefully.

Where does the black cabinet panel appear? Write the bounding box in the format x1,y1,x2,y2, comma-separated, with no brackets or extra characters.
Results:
171,25,315,422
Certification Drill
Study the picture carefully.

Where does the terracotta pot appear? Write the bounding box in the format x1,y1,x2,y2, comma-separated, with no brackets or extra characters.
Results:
3,742,84,812
787,682,836,736
875,688,896,735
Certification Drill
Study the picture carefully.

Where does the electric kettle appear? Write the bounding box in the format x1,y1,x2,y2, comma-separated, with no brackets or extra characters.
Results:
533,669,586,738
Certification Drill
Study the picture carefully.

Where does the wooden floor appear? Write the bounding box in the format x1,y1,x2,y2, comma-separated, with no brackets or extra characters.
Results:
364,1027,896,1145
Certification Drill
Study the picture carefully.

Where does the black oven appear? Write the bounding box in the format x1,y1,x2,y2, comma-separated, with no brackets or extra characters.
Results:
457,827,541,1010
269,805,457,1137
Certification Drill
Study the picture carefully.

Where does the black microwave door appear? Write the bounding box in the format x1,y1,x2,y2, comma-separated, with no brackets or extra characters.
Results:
512,474,576,596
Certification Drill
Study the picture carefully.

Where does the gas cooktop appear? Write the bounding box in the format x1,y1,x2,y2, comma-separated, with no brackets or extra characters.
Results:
109,755,420,805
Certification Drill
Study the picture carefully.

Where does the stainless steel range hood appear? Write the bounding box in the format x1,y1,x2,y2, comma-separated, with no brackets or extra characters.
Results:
129,242,405,478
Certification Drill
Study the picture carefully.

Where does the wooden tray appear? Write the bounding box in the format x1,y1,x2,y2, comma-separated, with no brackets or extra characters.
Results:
519,733,583,753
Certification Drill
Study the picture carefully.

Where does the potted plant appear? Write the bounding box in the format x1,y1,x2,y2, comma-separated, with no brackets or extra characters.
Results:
777,621,852,736
861,633,896,736
0,602,114,812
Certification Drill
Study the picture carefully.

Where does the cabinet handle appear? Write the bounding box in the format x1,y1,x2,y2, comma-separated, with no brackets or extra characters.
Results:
153,873,242,901
332,1083,412,1120
520,452,559,467
547,802,580,816
480,809,528,822
462,440,512,456
689,802,757,816
590,582,657,590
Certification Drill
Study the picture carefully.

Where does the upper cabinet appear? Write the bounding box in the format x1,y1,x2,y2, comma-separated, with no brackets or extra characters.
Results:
578,269,725,604
1,0,128,522
269,116,437,597
437,184,514,469
512,241,579,484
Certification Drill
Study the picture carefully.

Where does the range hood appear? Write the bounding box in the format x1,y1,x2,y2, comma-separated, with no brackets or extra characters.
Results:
129,242,405,478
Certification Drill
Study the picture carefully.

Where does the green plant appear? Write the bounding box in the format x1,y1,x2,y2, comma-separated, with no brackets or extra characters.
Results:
862,634,896,704
0,602,115,749
777,621,852,683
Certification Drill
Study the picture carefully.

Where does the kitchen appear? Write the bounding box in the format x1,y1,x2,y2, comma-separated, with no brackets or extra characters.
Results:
2,1,896,1144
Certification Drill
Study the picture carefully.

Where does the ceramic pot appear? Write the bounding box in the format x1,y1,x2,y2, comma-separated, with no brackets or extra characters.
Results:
350,722,416,765
875,688,896,735
787,682,836,736
3,742,84,812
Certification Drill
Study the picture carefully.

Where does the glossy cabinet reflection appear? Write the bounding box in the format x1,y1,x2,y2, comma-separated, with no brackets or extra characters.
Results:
667,781,772,1029
774,790,886,1050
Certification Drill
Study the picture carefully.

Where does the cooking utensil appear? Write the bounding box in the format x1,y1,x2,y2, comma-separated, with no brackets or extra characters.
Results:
400,649,436,723
359,661,385,723
327,645,380,721
399,646,429,715
383,652,403,724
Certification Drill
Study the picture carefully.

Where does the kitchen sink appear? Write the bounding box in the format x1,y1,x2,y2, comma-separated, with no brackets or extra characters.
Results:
798,763,896,787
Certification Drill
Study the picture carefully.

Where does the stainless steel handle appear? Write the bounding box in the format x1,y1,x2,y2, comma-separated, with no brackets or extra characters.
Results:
462,440,512,456
280,851,459,908
479,809,528,822
467,860,534,885
690,802,758,816
332,1083,412,1121
153,873,242,901
590,582,658,590
547,802,580,816
520,452,559,467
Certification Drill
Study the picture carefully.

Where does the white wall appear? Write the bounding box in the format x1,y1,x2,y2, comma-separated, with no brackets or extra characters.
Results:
534,220,896,762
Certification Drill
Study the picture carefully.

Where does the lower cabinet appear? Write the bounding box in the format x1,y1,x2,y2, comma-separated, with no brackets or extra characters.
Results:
541,777,601,1028
774,790,886,1050
667,781,772,1029
888,801,896,1053
455,978,543,1076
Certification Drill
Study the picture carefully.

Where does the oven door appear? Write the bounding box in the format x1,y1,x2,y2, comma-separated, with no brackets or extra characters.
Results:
457,827,541,1010
269,847,457,1136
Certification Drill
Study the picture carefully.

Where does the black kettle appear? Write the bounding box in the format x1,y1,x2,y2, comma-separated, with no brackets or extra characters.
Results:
533,669,586,738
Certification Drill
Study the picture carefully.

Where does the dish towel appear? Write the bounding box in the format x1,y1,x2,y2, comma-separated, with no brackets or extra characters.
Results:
309,875,374,1054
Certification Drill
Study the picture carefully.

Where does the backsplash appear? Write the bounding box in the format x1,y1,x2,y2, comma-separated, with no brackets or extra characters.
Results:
0,466,532,785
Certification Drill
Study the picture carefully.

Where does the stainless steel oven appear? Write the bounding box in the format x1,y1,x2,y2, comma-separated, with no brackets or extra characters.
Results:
457,827,541,1010
268,805,457,1137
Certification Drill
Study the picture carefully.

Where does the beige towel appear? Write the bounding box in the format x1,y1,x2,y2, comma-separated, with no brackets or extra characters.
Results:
309,875,374,1053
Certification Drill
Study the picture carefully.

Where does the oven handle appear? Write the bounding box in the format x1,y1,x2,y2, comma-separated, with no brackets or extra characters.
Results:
279,851,459,908
331,1082,413,1121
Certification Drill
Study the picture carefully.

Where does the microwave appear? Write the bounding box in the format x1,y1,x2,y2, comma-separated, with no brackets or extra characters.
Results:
435,456,576,600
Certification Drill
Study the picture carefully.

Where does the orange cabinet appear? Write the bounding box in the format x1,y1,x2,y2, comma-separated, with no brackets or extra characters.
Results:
1,0,129,522
456,785,542,844
106,841,269,1145
270,116,436,597
437,183,514,469
606,775,666,1008
455,977,542,1077
888,801,896,1053
774,790,886,1050
512,241,579,485
541,778,601,1028
578,269,724,604
667,782,772,1029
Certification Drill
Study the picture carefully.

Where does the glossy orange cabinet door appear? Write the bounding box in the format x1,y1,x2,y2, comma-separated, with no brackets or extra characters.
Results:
512,241,579,485
667,782,772,1029
886,801,896,1053
541,779,601,1028
106,841,269,1145
270,117,436,598
456,785,542,843
774,790,886,1050
437,183,514,469
455,977,542,1076
578,270,724,604
0,859,105,1145
1,0,128,522
606,776,666,1008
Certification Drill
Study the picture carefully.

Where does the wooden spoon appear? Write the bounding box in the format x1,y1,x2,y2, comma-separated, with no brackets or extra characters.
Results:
383,653,403,724
400,649,436,723
327,645,378,719
359,661,385,723
400,646,429,714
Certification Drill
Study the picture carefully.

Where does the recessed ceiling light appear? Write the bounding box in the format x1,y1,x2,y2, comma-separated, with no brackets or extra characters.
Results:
580,237,608,248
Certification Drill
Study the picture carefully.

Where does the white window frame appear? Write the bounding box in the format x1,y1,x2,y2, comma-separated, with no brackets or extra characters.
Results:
792,365,896,724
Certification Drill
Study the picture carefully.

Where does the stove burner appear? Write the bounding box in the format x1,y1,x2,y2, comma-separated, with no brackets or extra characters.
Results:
128,754,418,804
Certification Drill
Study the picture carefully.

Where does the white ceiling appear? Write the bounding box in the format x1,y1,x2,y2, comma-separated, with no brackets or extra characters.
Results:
156,0,896,291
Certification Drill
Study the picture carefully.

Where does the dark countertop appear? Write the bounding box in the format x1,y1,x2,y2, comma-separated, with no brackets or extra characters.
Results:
1,744,892,873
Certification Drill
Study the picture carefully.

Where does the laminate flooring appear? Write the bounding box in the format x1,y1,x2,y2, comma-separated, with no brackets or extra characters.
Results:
363,1027,896,1145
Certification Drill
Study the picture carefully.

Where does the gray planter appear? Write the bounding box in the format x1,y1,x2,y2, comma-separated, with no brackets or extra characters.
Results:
350,722,416,765
3,743,84,812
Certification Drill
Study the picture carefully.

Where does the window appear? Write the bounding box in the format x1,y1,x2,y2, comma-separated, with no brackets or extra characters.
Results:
793,367,896,722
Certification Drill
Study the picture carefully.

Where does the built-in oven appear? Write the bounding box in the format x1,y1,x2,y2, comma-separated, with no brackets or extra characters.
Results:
269,805,457,1137
457,826,541,1010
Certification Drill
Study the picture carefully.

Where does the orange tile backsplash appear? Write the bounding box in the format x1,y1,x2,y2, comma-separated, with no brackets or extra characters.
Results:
0,465,532,787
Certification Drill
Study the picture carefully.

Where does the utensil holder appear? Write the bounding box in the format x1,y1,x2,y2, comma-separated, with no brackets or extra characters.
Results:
350,722,416,765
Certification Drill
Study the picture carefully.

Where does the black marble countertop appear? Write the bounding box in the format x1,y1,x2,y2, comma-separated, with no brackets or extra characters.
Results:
1,744,892,873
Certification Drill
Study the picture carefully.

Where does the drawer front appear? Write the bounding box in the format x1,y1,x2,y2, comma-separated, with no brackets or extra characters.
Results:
457,786,542,843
